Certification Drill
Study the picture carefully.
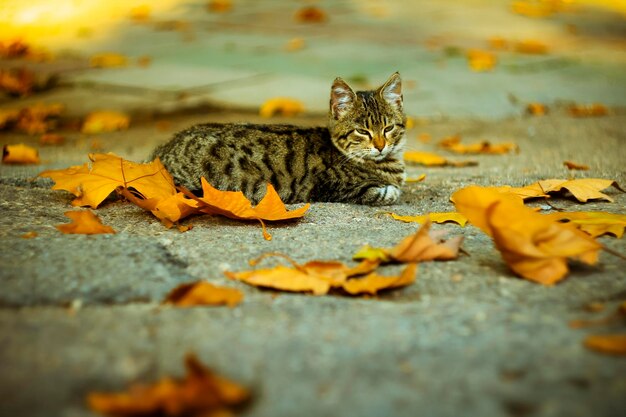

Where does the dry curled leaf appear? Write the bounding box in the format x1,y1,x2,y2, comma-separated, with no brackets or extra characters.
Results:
545,211,626,238
388,212,468,227
354,220,464,263
56,210,115,235
452,186,602,285
568,103,608,117
164,281,243,307
467,49,496,72
341,264,417,295
538,178,624,202
259,98,304,118
2,144,40,164
563,161,589,171
583,334,626,356
404,151,477,167
90,53,129,68
82,111,130,134
438,136,518,155
88,353,249,416
182,178,310,240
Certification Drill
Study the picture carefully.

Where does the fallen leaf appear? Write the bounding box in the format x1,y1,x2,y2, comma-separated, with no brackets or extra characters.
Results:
583,334,626,356
182,178,310,240
259,98,304,118
417,133,431,143
404,151,477,167
0,108,20,129
0,39,30,58
569,303,625,328
388,212,468,227
438,136,518,154
488,36,509,50
515,40,548,54
354,220,464,263
207,0,232,13
14,103,64,134
511,1,556,17
56,210,116,235
88,353,249,416
406,174,426,183
527,103,548,115
405,117,415,129
40,133,65,146
164,281,243,307
342,263,417,295
90,53,128,68
563,161,589,171
0,68,35,96
39,153,177,208
568,103,608,117
467,49,497,72
2,144,40,164
21,231,38,238
285,38,305,52
177,224,193,233
545,211,626,238
487,183,551,201
130,5,151,21
538,178,624,202
121,190,199,228
227,265,331,295
452,186,602,285
295,6,327,23
137,55,152,67
82,111,130,134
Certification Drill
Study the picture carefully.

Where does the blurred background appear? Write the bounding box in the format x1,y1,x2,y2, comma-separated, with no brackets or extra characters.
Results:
1,0,625,119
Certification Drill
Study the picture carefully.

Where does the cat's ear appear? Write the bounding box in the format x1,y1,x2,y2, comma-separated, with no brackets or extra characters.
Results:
379,72,403,111
330,77,356,119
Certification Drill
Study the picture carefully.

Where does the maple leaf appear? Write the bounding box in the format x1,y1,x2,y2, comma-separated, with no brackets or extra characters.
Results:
387,212,468,227
164,281,243,307
87,353,249,416
90,53,129,68
354,220,464,263
82,111,130,134
488,183,550,201
404,151,477,167
39,153,177,208
438,136,518,154
563,161,589,171
452,186,602,285
2,144,40,164
259,97,304,118
182,178,310,240
121,190,199,228
537,178,624,202
583,334,626,356
56,210,115,235
466,49,496,72
545,211,626,238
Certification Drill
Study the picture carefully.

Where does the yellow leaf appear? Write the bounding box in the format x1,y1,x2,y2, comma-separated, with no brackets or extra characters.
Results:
164,281,243,307
353,245,392,263
404,151,477,167
538,178,624,202
82,111,130,134
226,265,331,295
515,40,548,54
285,38,305,52
584,334,626,356
2,144,40,164
526,103,548,115
452,186,602,285
130,5,151,21
467,49,497,72
388,212,468,227
511,1,555,17
87,354,249,416
438,136,518,154
545,211,626,238
0,108,20,129
563,160,589,171
90,53,128,68
259,97,304,118
56,210,116,235
406,174,426,183
342,263,417,295
568,103,608,117
488,183,550,201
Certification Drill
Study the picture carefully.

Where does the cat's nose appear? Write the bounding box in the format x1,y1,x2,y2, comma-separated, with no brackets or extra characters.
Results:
373,136,385,152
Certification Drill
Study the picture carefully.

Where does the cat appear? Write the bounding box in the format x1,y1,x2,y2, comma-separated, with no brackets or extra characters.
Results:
150,72,407,206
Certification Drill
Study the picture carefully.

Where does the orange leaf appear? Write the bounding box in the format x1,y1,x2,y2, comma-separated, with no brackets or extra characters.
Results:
164,281,243,307
2,144,40,164
226,265,331,295
515,40,548,54
40,133,65,146
452,186,602,285
568,103,608,117
295,6,327,23
82,111,130,134
90,53,128,68
538,178,624,202
404,151,477,167
259,97,304,118
439,137,518,154
208,0,232,13
406,174,426,183
527,103,548,115
545,211,626,238
342,263,417,295
13,103,64,134
121,190,199,228
583,334,626,356
563,160,589,171
388,212,467,227
39,153,177,208
87,353,249,415
0,108,20,129
0,68,35,96
467,49,496,72
56,210,115,235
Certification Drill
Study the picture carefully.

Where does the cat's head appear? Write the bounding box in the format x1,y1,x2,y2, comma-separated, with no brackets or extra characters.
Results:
329,72,406,162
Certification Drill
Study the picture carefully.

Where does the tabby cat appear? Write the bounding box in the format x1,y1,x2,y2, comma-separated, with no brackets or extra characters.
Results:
151,72,406,205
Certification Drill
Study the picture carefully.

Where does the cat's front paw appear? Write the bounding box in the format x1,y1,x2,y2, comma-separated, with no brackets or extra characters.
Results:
361,185,401,206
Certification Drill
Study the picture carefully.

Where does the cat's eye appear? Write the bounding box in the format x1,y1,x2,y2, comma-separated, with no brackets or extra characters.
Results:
355,128,371,137
384,125,395,133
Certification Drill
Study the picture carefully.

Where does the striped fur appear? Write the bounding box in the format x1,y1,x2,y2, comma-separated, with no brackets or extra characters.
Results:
151,73,406,205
